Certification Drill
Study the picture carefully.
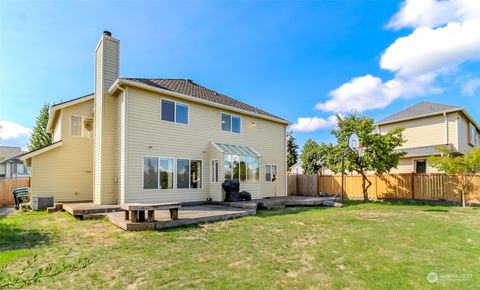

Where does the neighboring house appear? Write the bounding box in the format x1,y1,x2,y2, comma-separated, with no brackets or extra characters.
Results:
0,146,30,178
290,162,304,174
376,102,480,173
22,31,290,204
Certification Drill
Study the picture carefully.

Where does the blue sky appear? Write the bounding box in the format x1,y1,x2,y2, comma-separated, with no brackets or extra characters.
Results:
1,0,479,150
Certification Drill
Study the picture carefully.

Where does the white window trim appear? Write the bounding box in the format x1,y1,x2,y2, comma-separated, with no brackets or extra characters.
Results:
142,156,203,191
142,156,160,191
70,115,93,138
265,164,278,183
223,154,260,184
468,123,477,146
160,98,190,126
177,157,203,190
69,115,83,137
412,159,427,174
221,113,242,134
158,156,175,190
211,159,219,183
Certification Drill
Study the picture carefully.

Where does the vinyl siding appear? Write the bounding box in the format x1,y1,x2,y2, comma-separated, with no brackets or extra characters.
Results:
448,112,459,150
117,90,126,203
457,113,478,153
93,35,120,204
389,157,440,173
378,114,447,149
52,113,62,142
93,38,103,204
377,113,463,174
124,86,287,203
207,143,223,201
30,100,94,202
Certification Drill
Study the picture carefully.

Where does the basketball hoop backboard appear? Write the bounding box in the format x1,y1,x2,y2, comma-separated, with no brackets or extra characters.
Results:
348,133,360,150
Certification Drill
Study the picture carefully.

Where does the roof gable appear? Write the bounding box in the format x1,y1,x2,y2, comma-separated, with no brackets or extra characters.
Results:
377,102,462,124
47,93,94,133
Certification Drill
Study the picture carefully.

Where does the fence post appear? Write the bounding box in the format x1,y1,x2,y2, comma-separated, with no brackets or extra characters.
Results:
317,174,320,195
295,174,299,196
411,172,415,200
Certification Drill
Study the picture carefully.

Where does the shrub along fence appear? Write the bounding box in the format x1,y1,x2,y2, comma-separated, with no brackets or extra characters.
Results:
0,177,31,206
288,173,480,204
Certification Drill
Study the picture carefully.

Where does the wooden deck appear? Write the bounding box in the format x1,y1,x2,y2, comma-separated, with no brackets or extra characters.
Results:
107,205,256,231
62,202,122,218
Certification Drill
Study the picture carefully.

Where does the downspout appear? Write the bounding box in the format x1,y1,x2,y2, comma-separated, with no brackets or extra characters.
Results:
115,84,126,204
444,112,449,145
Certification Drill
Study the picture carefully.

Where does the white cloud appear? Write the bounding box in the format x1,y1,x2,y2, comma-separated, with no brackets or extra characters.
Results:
0,120,32,140
316,75,388,113
315,74,443,113
388,0,480,30
461,78,480,96
315,0,480,115
291,115,337,133
380,20,480,77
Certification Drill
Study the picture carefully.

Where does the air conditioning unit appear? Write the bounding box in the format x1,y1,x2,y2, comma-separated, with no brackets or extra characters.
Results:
32,196,54,211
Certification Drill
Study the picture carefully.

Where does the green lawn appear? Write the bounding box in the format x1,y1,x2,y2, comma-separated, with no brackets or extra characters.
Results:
1,202,479,289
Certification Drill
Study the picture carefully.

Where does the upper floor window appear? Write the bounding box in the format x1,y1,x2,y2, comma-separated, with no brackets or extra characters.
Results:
469,123,478,146
70,116,93,138
222,113,241,133
161,99,189,125
70,116,82,137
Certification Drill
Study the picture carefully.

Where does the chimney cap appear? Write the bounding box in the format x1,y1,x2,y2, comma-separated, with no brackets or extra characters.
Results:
103,30,112,37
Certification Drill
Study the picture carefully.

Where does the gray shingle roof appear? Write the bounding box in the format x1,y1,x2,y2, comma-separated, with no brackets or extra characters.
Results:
378,102,462,124
0,146,23,160
124,78,288,123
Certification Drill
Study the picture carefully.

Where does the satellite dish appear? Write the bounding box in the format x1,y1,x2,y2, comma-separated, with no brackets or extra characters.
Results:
348,133,360,150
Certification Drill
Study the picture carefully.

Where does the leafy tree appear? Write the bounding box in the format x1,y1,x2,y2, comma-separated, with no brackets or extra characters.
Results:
29,104,52,151
300,139,323,174
429,147,480,207
287,130,299,170
323,114,405,201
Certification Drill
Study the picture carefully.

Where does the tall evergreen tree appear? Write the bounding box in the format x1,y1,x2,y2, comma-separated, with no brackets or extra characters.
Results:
300,139,324,174
29,104,52,151
287,130,299,170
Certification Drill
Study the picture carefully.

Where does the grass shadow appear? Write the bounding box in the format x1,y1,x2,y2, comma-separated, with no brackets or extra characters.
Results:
256,205,331,218
423,209,450,212
340,198,459,208
0,221,52,251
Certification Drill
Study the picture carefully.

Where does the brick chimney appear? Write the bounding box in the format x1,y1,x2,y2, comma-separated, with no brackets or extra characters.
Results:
94,31,120,204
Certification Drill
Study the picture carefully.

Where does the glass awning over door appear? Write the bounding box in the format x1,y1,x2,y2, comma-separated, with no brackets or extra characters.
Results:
212,143,261,157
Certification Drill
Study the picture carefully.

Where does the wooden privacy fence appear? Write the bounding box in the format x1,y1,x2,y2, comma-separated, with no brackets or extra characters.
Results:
288,173,480,204
0,177,31,206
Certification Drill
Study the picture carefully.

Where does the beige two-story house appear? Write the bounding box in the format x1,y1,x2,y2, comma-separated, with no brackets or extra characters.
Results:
377,102,480,173
22,31,289,205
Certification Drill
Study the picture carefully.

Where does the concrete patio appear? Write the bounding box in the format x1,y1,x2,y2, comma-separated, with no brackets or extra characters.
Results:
106,204,256,231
